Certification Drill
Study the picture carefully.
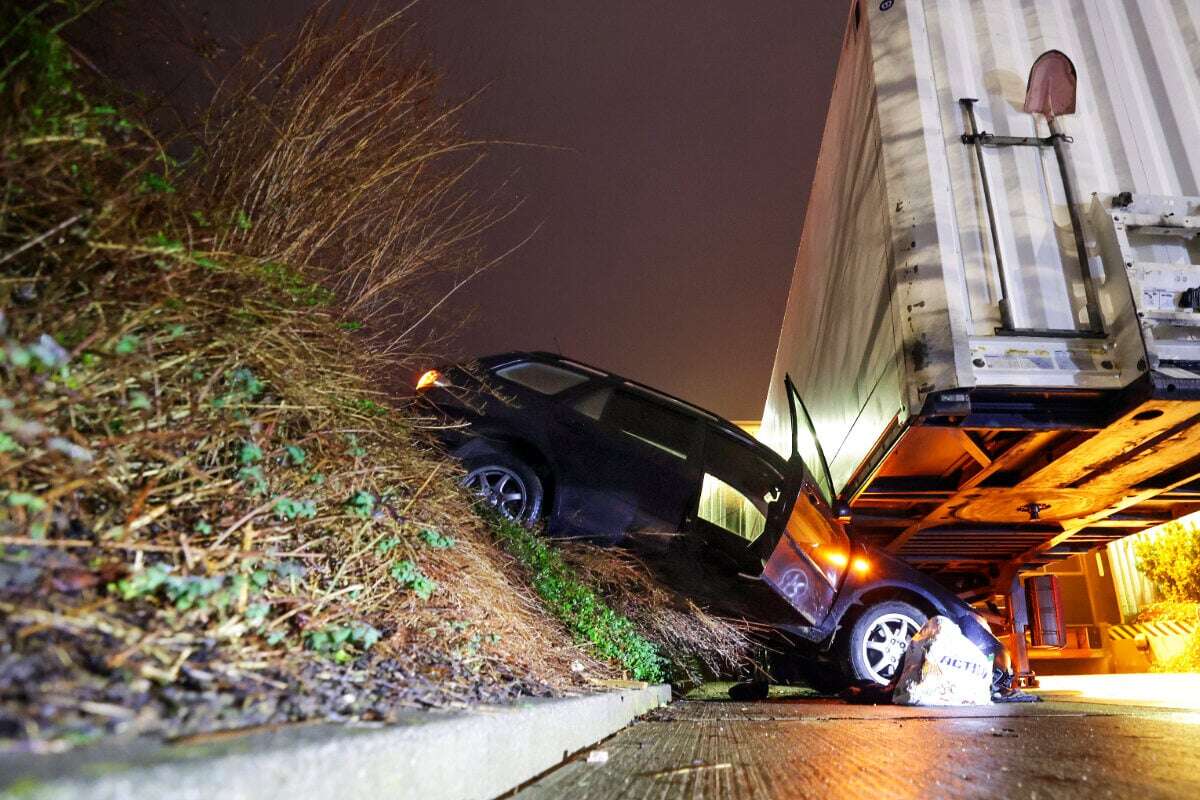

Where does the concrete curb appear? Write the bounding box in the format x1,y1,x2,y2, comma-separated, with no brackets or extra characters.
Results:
1,684,671,800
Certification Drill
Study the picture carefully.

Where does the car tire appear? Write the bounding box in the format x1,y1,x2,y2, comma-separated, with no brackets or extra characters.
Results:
462,453,544,524
844,600,927,685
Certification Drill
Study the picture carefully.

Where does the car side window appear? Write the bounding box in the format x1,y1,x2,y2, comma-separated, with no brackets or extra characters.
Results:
572,386,611,420
576,388,695,459
698,474,766,541
697,431,783,542
494,362,589,396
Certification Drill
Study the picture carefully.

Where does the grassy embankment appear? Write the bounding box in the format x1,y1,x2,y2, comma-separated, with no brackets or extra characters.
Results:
0,6,739,748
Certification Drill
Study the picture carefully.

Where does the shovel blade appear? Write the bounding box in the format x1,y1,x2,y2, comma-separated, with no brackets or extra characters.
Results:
1024,49,1077,119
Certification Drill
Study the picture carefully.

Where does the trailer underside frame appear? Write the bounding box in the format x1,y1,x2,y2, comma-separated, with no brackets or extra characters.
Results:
844,374,1200,593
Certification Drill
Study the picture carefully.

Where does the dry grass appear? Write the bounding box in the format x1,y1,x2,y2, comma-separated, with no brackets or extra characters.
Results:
0,5,611,747
190,1,517,358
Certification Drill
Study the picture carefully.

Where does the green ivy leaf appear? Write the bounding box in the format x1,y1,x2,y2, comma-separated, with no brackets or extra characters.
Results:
347,491,376,518
419,528,455,549
5,492,47,512
390,559,436,600
238,465,268,495
239,441,263,465
114,334,139,355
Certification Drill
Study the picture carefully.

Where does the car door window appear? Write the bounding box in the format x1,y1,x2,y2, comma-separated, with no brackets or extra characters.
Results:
698,474,766,541
786,376,835,505
581,389,695,460
572,386,611,420
555,386,699,535
668,429,805,625
697,431,783,542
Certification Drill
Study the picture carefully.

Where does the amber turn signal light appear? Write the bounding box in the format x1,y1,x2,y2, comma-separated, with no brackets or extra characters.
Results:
851,556,870,574
416,369,443,391
824,550,849,568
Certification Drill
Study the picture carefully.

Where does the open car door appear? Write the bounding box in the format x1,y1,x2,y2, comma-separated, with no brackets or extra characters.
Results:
758,374,851,627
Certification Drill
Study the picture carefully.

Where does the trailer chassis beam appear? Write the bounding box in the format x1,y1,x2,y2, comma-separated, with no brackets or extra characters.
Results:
884,432,1055,552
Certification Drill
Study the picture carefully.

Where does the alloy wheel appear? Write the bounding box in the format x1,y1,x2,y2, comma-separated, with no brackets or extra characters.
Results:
463,466,530,521
860,612,921,683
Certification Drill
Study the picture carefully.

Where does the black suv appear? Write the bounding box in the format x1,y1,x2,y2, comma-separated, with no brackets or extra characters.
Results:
417,352,1004,686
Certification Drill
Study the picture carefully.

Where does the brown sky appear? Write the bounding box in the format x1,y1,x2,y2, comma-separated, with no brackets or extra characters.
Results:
79,1,846,419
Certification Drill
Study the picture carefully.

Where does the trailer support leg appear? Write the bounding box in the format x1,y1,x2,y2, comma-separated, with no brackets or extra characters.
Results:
1008,575,1038,688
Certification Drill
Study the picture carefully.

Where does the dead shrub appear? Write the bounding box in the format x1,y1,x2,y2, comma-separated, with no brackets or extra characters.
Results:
188,2,516,359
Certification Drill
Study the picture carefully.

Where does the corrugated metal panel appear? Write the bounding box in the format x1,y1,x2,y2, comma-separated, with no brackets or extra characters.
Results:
925,0,1200,359
762,0,1200,493
1107,531,1161,621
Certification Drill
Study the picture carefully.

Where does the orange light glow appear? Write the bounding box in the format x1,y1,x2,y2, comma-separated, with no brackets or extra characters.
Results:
824,550,849,568
851,557,870,574
416,369,442,391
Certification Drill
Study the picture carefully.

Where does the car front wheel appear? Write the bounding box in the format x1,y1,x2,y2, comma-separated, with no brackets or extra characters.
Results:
845,600,927,685
462,455,544,524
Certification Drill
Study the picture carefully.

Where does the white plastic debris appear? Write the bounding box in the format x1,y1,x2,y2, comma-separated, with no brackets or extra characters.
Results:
892,615,992,706
31,334,70,367
586,750,609,764
47,437,93,462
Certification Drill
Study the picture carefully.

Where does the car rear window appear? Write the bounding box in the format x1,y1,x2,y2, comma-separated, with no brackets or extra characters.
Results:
593,389,696,459
494,362,589,395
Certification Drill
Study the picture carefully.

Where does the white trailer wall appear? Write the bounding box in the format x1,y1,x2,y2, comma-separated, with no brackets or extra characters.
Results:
762,0,1200,495
759,4,907,493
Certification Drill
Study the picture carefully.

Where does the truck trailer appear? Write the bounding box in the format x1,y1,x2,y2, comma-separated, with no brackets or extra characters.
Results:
760,0,1200,671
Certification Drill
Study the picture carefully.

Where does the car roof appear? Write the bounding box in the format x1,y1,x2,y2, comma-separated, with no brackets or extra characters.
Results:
479,350,783,463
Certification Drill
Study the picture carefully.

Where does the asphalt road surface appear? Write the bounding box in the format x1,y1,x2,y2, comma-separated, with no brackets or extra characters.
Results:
513,695,1200,799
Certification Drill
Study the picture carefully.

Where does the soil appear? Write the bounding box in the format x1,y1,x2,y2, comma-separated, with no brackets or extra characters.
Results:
1,545,564,754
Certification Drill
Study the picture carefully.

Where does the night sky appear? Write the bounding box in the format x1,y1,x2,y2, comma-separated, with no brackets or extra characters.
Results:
84,1,846,420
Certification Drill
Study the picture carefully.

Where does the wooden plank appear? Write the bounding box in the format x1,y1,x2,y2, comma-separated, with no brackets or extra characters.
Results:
956,430,992,468
959,431,1058,490
1019,400,1200,489
884,432,1054,552
1011,456,1200,566
1078,414,1200,490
